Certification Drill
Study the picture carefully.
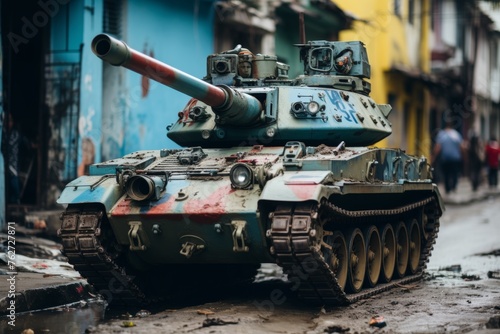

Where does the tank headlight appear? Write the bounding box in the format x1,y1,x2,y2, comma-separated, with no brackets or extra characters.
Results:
307,101,320,115
229,163,253,189
201,130,211,139
266,127,276,138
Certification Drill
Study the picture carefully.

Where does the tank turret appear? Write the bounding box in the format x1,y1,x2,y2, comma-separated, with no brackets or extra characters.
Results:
92,34,393,148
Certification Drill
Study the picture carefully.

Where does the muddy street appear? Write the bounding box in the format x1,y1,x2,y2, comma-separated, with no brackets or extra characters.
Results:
80,196,500,334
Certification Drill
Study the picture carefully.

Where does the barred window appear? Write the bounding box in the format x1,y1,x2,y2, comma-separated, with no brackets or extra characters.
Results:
103,0,122,38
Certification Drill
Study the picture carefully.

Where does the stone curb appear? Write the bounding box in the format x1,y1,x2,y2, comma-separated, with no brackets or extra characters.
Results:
0,278,91,315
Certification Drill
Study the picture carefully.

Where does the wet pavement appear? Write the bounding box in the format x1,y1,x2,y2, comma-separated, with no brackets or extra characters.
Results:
0,298,106,333
437,177,500,205
0,233,106,333
0,272,91,315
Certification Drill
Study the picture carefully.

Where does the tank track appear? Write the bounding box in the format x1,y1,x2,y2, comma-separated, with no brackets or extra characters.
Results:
58,207,150,307
267,196,440,305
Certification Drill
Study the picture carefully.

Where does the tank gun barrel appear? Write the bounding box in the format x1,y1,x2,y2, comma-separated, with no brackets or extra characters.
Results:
91,34,262,125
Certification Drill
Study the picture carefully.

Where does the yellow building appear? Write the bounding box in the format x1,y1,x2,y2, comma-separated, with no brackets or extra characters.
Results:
335,0,432,157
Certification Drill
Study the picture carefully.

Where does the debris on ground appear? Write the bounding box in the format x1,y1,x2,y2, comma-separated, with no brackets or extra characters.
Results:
461,273,481,281
439,264,462,272
258,314,269,321
487,271,500,279
136,309,151,318
395,282,418,291
0,253,80,278
120,312,133,319
21,329,35,334
1,233,62,260
202,318,239,327
369,315,387,328
32,262,49,269
476,249,500,256
324,324,350,333
197,309,215,315
486,315,500,329
121,321,136,327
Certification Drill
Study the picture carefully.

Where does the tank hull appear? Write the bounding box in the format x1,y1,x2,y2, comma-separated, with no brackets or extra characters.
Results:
58,144,442,305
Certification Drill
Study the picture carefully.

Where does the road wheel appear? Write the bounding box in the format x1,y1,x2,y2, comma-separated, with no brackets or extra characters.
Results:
380,223,396,283
346,228,366,293
323,231,348,291
395,221,409,278
407,219,422,274
364,225,382,287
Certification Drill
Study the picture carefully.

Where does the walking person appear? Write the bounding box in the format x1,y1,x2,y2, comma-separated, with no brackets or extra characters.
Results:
433,122,464,194
485,136,500,189
468,132,484,192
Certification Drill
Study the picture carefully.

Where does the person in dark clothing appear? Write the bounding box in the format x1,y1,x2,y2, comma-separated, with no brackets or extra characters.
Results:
468,133,484,192
433,123,464,194
485,136,500,188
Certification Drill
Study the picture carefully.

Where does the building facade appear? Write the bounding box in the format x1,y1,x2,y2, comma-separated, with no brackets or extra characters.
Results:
1,0,218,224
336,0,433,158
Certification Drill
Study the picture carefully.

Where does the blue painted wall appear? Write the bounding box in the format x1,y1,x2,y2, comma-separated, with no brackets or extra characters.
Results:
77,0,104,173
102,0,216,161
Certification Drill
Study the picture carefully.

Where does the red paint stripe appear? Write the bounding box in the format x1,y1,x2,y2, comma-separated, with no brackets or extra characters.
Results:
127,50,176,86
205,85,227,106
124,50,227,107
288,185,318,200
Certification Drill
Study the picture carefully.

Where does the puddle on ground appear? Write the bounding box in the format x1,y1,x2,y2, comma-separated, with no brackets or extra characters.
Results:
427,247,500,284
0,299,106,334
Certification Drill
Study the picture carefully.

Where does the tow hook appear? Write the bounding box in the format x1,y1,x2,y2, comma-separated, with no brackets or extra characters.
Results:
128,221,147,251
231,220,249,252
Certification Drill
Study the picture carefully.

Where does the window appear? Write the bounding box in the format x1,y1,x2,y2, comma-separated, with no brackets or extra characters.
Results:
394,0,402,18
103,0,122,38
408,0,414,25
493,40,498,69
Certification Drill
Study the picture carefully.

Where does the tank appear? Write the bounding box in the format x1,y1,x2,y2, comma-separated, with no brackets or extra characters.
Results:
57,34,444,307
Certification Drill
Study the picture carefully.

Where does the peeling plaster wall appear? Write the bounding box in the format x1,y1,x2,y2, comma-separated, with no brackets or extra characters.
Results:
78,0,103,171
44,0,215,206
45,0,92,206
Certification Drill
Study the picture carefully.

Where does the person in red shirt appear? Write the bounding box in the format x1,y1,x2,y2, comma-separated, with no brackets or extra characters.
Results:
485,136,500,188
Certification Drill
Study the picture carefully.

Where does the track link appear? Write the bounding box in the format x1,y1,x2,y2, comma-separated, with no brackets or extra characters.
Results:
267,197,440,305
